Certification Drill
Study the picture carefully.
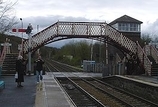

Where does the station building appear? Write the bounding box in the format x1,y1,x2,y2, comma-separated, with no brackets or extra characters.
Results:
109,15,143,42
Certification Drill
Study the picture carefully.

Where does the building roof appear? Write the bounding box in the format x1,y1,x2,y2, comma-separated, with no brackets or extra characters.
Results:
109,15,143,25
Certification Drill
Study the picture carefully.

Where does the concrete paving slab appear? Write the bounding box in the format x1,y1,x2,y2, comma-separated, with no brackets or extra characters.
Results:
35,72,75,107
0,75,36,107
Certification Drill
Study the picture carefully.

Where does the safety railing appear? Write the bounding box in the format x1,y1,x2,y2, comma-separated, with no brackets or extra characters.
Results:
116,53,122,63
149,45,158,63
0,44,7,66
144,45,158,63
105,24,137,54
137,42,151,75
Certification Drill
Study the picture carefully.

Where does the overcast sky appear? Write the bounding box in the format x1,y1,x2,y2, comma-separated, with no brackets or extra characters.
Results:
6,0,158,47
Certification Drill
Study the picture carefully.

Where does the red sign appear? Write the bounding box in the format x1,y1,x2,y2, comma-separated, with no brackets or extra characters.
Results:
18,29,26,32
12,29,26,32
12,29,17,32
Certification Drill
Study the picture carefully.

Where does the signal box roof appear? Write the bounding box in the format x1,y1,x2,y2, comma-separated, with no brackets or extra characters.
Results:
109,15,143,25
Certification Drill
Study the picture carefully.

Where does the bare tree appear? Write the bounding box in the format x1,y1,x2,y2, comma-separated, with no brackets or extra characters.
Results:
141,33,152,45
0,0,17,34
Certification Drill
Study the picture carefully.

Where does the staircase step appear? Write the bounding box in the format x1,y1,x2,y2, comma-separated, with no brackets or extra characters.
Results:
1,53,18,74
151,72,158,76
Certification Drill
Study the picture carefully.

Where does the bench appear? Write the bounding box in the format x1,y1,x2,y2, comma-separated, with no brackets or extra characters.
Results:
0,66,5,89
0,81,5,89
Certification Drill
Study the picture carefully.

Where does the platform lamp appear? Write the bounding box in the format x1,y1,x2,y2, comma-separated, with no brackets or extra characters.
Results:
20,18,24,57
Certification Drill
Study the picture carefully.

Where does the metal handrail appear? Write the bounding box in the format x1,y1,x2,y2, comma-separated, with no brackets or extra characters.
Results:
144,45,158,63
137,42,151,75
150,45,158,63
0,44,7,66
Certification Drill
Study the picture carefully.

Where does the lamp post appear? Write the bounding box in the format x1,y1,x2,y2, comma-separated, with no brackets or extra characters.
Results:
20,18,23,56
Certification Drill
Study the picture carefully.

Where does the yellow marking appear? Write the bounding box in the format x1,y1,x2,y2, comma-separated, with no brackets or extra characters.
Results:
35,82,46,107
36,82,43,91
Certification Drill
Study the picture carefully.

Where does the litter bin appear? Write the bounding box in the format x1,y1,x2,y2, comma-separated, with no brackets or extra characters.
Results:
102,66,109,77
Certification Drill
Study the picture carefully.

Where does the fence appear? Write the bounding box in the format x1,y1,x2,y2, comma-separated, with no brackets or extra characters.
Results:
83,61,126,77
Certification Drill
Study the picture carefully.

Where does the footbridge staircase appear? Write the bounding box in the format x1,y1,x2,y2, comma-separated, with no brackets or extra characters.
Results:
20,21,155,76
144,45,158,76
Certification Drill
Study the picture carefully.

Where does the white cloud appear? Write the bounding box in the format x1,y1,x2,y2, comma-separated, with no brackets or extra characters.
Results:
12,0,158,22
6,0,158,47
142,19,158,38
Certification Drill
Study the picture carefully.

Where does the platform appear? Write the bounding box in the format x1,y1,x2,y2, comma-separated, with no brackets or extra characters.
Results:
35,72,74,107
123,75,158,87
0,75,36,107
0,72,158,107
35,72,102,107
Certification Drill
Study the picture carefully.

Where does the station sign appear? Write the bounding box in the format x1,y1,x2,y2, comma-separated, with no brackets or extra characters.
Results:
12,29,26,32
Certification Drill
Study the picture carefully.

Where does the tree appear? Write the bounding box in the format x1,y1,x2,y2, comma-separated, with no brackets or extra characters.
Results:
141,33,152,45
76,40,91,61
0,0,17,34
52,40,91,66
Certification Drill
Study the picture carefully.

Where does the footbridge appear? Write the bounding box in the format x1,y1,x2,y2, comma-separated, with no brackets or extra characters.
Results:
22,21,151,75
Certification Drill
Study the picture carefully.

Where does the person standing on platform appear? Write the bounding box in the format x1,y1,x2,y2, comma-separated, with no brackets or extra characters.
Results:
34,55,44,83
15,55,26,87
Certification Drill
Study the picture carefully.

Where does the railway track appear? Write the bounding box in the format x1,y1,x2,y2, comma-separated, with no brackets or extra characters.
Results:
45,59,105,106
45,59,158,107
58,77,105,107
45,59,83,72
72,78,158,107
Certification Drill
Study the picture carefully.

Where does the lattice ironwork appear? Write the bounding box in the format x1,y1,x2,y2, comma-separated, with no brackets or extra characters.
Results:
23,21,151,75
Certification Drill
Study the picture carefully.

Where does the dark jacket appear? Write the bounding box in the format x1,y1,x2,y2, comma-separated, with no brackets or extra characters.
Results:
34,59,44,71
16,59,26,82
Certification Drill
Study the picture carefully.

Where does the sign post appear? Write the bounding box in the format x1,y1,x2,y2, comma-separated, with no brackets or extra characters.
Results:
12,23,33,75
26,23,33,75
28,33,32,75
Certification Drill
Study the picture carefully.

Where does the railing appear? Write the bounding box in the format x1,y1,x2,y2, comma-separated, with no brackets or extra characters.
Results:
137,42,151,75
116,53,122,63
105,24,137,54
0,44,7,66
144,45,158,63
108,29,151,75
144,45,150,56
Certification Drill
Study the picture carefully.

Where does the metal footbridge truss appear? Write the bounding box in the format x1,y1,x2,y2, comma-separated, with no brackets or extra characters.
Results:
23,21,151,75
